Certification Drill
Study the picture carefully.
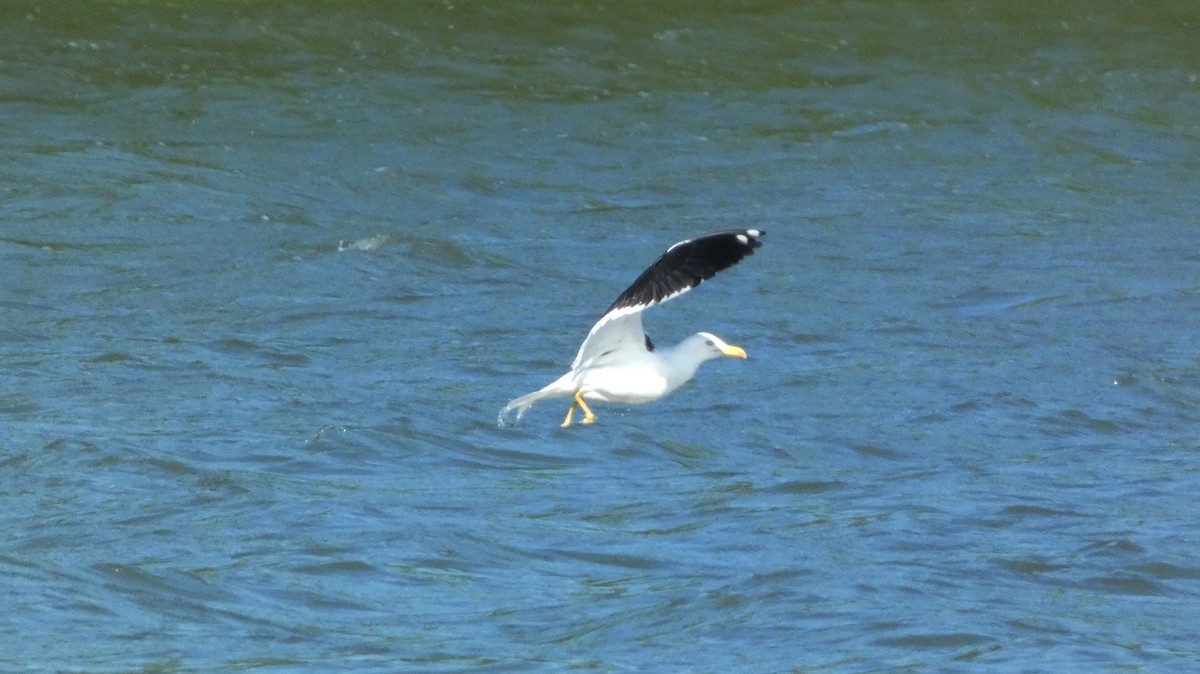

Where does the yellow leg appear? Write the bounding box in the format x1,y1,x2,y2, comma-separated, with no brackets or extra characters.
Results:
562,391,597,427
575,391,597,425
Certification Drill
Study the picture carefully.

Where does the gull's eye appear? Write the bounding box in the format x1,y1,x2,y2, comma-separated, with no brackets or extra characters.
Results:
705,339,714,346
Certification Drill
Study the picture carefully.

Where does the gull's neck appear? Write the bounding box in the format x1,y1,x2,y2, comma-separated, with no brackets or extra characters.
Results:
660,334,716,393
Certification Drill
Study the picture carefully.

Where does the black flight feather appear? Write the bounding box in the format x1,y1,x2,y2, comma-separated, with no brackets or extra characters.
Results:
604,229,764,316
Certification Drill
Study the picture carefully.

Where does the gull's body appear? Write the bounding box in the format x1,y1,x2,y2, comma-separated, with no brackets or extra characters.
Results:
499,229,764,427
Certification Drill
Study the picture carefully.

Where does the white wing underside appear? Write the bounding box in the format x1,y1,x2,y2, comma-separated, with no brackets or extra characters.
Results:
572,310,646,371
570,283,692,372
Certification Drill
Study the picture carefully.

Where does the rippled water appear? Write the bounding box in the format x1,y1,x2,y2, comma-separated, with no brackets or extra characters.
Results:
4,2,1199,672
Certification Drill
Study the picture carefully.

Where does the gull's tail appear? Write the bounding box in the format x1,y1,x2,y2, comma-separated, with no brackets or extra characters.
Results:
498,373,574,426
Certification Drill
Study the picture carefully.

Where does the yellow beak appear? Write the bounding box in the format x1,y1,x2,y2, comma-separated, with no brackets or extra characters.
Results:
721,344,747,359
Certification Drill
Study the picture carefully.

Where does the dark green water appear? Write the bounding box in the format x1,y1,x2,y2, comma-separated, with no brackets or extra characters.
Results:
3,2,1199,671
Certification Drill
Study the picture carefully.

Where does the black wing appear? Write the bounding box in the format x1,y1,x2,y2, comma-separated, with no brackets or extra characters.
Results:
603,229,764,315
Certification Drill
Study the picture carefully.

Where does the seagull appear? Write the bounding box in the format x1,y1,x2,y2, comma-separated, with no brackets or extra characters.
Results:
499,229,764,427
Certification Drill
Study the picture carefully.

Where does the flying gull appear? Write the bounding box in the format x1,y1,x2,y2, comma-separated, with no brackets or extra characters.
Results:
499,229,764,427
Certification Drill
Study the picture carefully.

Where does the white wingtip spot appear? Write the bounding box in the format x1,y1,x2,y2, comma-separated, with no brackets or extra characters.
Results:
746,229,761,237
736,234,749,245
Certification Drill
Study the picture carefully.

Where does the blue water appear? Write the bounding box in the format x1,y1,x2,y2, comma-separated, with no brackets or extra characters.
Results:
3,2,1199,672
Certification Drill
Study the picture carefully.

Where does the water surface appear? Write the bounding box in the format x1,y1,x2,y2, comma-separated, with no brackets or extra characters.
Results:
3,2,1199,671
